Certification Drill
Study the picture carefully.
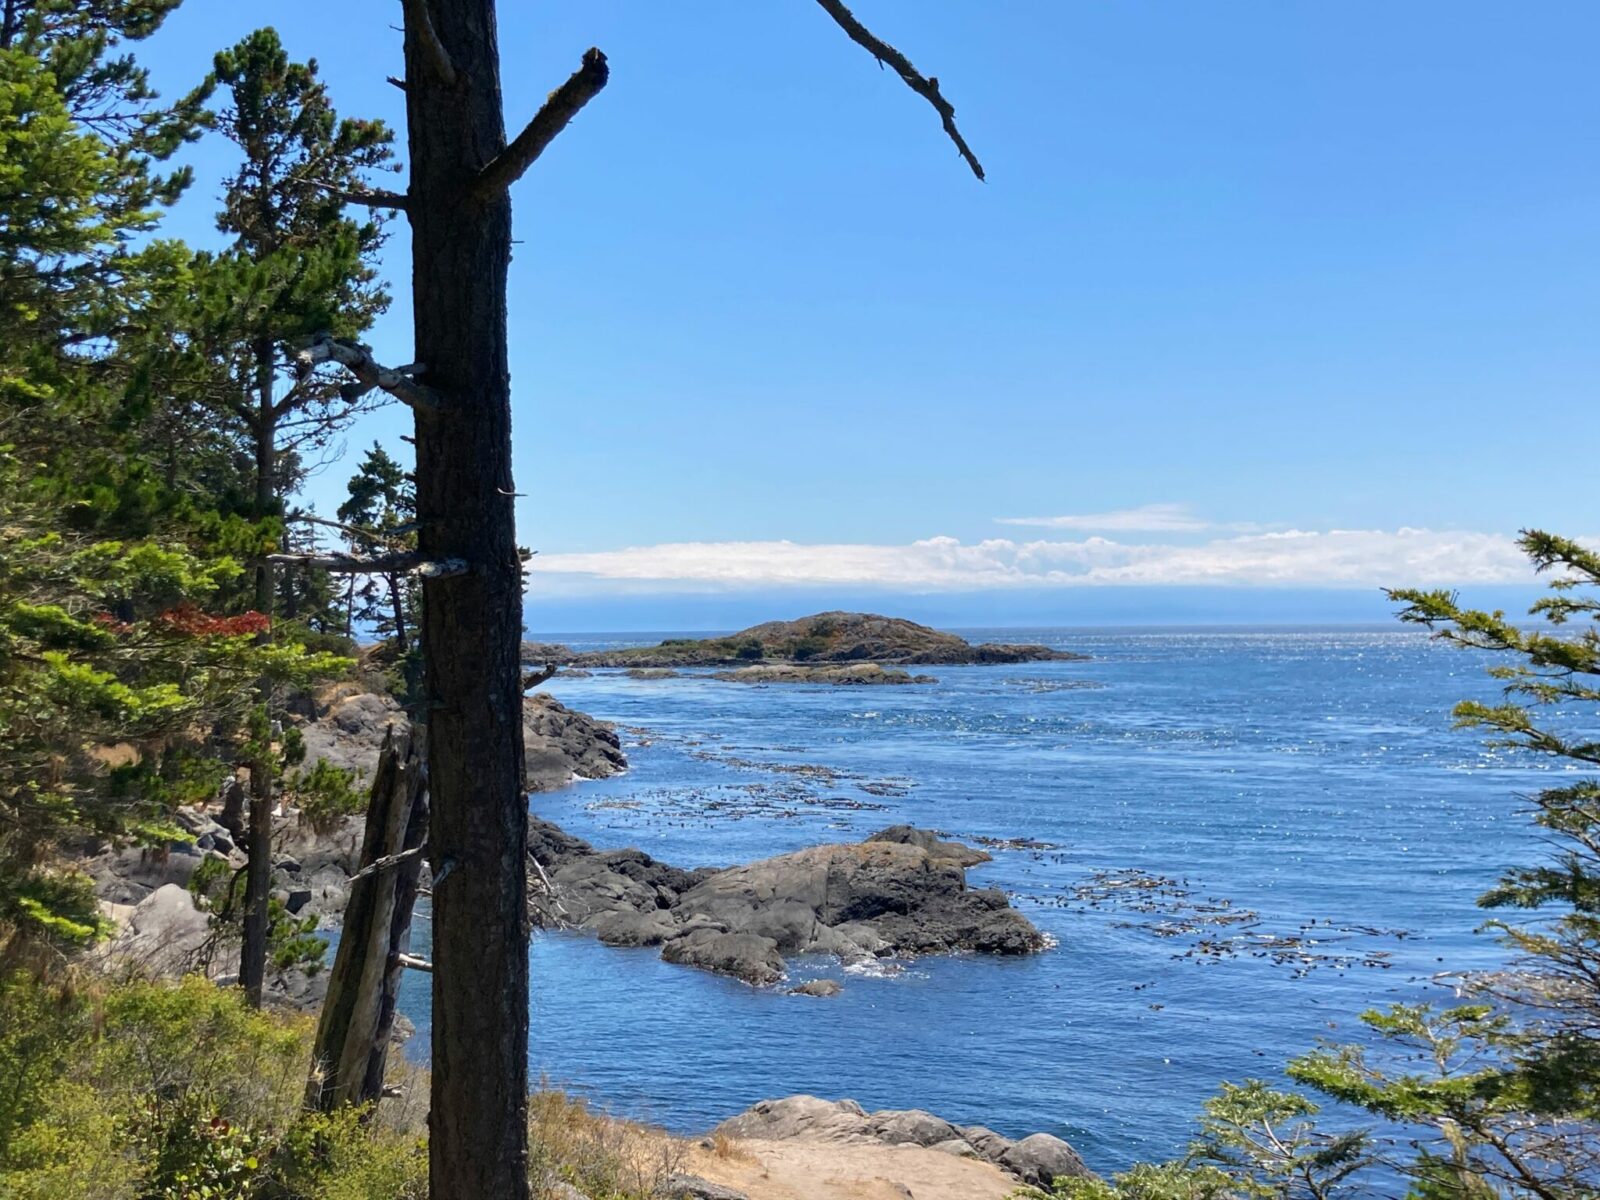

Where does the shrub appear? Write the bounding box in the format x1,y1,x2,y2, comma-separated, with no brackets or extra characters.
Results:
527,1087,682,1200
287,759,366,833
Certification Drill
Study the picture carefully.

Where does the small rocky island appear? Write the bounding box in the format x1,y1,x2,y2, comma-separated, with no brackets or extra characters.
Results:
529,821,1047,986
524,611,1085,683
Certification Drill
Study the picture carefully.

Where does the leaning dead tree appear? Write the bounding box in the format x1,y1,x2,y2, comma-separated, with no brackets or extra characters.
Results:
298,2,980,1195
306,726,429,1111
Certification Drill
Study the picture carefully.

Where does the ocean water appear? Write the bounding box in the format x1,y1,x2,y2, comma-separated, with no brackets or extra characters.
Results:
397,626,1556,1172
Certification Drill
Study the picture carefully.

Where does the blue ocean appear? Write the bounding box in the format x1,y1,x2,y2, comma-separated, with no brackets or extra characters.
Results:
398,626,1550,1172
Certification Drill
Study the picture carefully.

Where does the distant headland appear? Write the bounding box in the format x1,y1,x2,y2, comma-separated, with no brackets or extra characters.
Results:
523,611,1087,671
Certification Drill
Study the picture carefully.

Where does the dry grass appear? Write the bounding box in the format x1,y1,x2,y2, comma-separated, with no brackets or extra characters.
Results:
711,1131,756,1163
528,1085,685,1200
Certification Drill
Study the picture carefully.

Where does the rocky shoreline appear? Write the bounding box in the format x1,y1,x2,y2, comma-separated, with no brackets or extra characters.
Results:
80,681,1090,1195
530,822,1047,986
710,1095,1092,1191
85,686,630,1006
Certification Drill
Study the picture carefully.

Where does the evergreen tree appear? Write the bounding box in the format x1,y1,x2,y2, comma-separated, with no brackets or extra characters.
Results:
191,27,393,1005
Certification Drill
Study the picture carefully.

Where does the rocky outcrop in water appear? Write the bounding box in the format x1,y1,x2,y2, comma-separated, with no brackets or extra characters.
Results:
712,1095,1094,1189
528,820,1047,985
524,611,1085,670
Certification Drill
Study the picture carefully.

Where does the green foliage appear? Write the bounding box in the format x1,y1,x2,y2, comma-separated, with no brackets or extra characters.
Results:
336,442,419,696
790,635,828,661
285,758,364,834
1025,1082,1368,1200
0,972,425,1200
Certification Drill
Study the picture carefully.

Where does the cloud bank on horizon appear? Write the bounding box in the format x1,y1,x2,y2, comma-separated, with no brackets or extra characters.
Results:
527,519,1546,595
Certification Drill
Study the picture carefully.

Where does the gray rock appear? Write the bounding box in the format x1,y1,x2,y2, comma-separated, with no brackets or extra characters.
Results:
99,884,213,977
713,1097,1095,1187
297,690,625,796
660,1175,751,1200
787,979,843,998
527,817,1045,984
298,690,404,778
868,1109,964,1148
660,929,785,986
590,909,678,947
87,843,206,903
999,1133,1093,1188
712,1096,872,1144
961,1125,1015,1165
285,888,313,915
865,824,991,868
524,692,627,791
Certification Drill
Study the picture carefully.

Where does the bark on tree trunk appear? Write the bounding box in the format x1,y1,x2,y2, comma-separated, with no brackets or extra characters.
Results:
363,762,429,1104
388,572,408,654
241,343,278,1007
402,5,531,1196
307,726,427,1111
240,759,272,1007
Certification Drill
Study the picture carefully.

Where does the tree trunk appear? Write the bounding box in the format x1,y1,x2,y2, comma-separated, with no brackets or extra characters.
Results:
252,342,276,618
241,342,277,1007
240,758,272,1007
403,5,530,1196
307,726,427,1111
363,760,429,1104
388,572,409,654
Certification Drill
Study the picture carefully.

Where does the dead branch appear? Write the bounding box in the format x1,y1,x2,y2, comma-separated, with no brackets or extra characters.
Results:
396,953,434,973
288,513,388,545
402,0,456,86
268,551,467,579
522,663,558,692
295,333,442,411
474,48,609,200
337,186,410,211
347,842,430,884
813,0,984,181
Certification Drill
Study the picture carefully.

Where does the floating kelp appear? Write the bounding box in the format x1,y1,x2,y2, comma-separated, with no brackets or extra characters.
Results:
1019,868,1409,978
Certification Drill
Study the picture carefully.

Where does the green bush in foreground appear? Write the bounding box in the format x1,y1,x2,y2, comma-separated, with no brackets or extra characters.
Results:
0,972,425,1200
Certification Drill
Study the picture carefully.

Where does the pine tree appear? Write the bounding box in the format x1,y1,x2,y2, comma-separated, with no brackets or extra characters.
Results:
193,27,394,1005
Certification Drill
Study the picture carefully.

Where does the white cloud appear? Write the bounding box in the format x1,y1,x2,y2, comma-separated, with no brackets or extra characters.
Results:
995,503,1209,532
527,527,1538,594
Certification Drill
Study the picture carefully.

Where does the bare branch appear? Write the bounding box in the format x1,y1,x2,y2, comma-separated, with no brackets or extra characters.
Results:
295,334,443,412
813,0,984,181
402,0,456,87
396,953,434,973
268,551,468,579
337,186,410,211
386,75,408,92
287,512,411,548
522,663,557,692
474,48,609,200
348,842,429,883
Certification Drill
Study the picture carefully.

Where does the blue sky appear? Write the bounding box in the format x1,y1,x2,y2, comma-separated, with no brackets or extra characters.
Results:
136,2,1598,628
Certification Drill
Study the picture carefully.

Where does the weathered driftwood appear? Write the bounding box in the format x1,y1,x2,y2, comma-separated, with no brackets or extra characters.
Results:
307,725,429,1111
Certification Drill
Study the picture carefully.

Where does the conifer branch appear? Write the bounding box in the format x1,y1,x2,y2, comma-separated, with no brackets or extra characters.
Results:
474,48,609,200
813,0,985,181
